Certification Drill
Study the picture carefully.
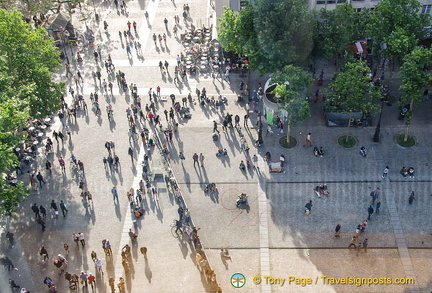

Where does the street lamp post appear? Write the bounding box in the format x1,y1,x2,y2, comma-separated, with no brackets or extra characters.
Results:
373,100,384,142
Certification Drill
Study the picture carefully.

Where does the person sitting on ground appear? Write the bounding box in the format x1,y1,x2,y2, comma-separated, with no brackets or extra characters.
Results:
400,166,408,177
239,161,246,171
264,151,271,162
408,167,415,178
318,147,324,157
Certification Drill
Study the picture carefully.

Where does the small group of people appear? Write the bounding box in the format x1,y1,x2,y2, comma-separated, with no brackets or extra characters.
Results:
313,146,324,157
400,166,415,178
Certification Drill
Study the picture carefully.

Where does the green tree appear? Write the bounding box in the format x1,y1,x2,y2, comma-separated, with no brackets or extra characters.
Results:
325,60,381,141
253,0,315,72
0,9,64,217
399,46,432,141
0,9,65,118
316,4,369,70
270,65,313,142
217,6,242,55
217,0,315,74
368,0,429,66
272,85,310,143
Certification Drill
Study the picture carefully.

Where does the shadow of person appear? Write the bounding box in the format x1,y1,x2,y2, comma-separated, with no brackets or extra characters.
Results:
145,259,152,283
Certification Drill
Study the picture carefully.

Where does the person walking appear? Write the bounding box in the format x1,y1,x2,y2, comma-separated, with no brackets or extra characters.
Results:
40,246,49,262
303,133,312,147
128,147,134,163
382,166,389,178
36,171,45,188
9,278,20,290
355,242,362,256
32,203,40,218
112,186,118,201
88,273,96,290
371,188,379,206
37,216,46,231
376,200,381,213
50,200,59,218
199,153,205,167
40,205,47,218
367,205,374,220
213,121,220,134
59,200,68,217
78,232,85,247
348,235,357,248
192,153,199,167
80,271,88,287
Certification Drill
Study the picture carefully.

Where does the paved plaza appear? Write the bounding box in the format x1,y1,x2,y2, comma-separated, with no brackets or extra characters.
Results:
1,0,432,293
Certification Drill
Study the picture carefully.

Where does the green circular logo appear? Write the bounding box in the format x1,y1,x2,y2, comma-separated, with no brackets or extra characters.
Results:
231,273,246,288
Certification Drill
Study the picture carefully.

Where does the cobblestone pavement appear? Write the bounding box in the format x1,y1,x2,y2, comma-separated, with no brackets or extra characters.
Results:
1,0,432,292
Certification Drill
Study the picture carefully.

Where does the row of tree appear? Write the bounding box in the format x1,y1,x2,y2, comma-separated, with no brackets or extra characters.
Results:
218,0,432,141
0,9,64,217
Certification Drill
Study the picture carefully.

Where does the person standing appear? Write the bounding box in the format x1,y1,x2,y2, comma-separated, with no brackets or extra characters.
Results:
59,200,68,217
199,153,205,167
192,153,199,167
334,224,341,237
382,166,389,178
303,133,312,147
363,238,368,252
140,247,148,259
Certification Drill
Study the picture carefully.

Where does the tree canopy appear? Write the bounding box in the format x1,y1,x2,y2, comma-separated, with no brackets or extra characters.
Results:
399,46,432,140
217,0,315,74
0,9,64,217
270,65,313,142
325,60,381,115
316,4,369,68
368,0,430,61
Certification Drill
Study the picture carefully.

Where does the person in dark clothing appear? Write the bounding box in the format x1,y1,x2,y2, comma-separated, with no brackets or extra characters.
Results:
367,205,374,220
59,200,68,217
50,200,59,218
37,216,46,231
36,171,45,187
40,205,47,218
9,278,20,290
32,203,40,218
335,224,341,237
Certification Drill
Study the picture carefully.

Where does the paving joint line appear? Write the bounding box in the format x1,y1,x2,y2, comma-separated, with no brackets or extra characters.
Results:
374,146,421,293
